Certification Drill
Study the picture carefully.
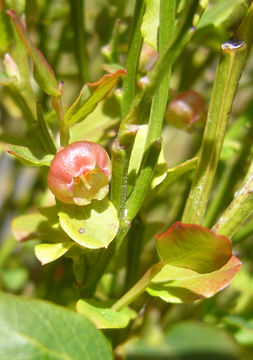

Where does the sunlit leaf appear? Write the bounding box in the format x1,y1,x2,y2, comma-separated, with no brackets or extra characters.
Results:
194,0,248,49
128,125,168,194
0,292,113,360
76,299,136,329
12,211,66,243
35,242,73,265
6,10,61,97
6,144,54,166
198,0,247,30
156,222,232,273
63,69,126,130
69,99,120,145
147,255,241,303
0,73,16,85
141,0,160,51
59,198,119,249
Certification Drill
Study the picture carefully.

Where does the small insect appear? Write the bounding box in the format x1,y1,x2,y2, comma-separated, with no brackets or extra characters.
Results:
79,228,85,234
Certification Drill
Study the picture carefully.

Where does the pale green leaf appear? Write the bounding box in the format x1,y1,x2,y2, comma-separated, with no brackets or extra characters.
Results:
7,10,61,97
34,242,73,265
63,69,126,130
198,0,247,30
0,73,17,85
147,255,241,303
12,211,66,243
6,144,54,166
69,100,119,145
76,299,136,329
128,125,168,193
141,0,160,50
59,198,119,249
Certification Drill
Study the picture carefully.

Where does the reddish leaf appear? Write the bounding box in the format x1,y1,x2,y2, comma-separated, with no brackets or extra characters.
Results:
7,10,61,97
147,255,241,303
156,222,232,273
63,69,126,129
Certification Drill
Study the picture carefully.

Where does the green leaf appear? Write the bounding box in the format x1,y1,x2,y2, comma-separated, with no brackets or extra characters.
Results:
223,315,253,346
0,291,113,360
34,242,73,265
6,10,61,97
69,99,120,145
125,321,240,359
12,211,66,243
147,255,241,303
128,125,167,194
59,198,119,249
6,144,54,166
63,69,126,130
194,0,248,49
198,0,247,30
141,0,160,51
156,222,232,273
76,299,136,329
1,267,29,292
182,37,247,224
0,73,17,85
151,157,198,197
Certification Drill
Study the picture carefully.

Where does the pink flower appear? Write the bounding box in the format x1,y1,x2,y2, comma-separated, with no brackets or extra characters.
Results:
47,141,111,205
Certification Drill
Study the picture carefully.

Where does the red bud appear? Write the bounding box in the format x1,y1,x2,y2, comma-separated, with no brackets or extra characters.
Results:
166,90,206,132
47,141,111,205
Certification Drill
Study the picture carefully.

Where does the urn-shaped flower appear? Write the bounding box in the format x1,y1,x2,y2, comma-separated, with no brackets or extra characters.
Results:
47,141,111,205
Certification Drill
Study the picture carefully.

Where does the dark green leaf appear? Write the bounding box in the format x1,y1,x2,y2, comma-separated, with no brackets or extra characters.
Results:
125,321,241,360
0,291,113,360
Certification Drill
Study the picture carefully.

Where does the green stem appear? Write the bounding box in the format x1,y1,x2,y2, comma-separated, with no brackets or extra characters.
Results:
147,0,198,97
236,2,253,57
118,0,200,136
112,262,161,311
182,40,247,224
233,218,253,244
111,140,130,214
147,157,198,204
212,174,253,238
125,218,143,291
36,103,57,154
126,140,161,222
69,0,89,84
51,94,68,146
6,87,53,153
204,126,253,228
121,0,145,118
145,0,176,147
124,0,176,222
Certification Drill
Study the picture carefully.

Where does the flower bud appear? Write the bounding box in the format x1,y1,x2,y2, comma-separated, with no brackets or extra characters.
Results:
47,141,111,206
166,90,206,132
